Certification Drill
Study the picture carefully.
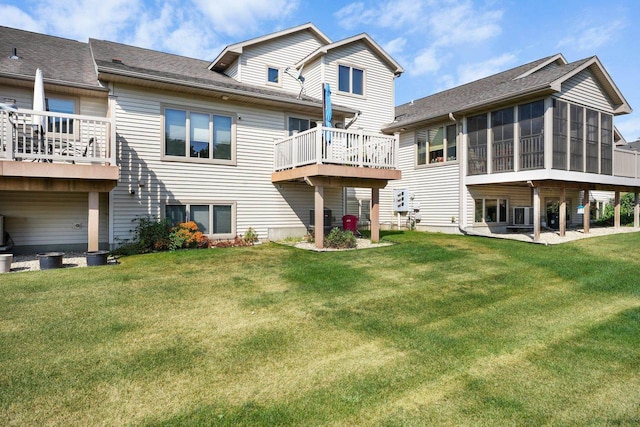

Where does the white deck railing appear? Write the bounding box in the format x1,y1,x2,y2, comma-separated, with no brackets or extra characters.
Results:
274,126,398,171
0,109,115,165
613,149,640,179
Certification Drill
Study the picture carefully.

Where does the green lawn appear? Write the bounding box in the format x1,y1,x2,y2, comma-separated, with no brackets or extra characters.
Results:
1,232,639,426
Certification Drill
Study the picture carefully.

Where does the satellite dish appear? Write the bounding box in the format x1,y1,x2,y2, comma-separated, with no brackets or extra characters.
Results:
284,65,306,98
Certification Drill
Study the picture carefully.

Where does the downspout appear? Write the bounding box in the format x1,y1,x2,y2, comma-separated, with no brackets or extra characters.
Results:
455,112,469,235
344,111,360,129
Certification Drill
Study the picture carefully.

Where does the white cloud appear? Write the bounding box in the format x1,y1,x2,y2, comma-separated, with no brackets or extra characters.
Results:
616,115,640,142
557,20,627,52
192,0,299,37
382,37,406,57
455,53,517,86
35,0,141,42
334,2,380,30
0,6,40,32
335,0,421,30
409,47,441,76
427,2,503,47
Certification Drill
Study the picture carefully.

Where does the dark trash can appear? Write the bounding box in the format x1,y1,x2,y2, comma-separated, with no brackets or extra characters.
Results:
37,252,64,270
86,250,110,266
547,212,559,230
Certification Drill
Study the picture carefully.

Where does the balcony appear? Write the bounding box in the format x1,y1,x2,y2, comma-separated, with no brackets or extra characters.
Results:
0,108,119,191
272,126,401,185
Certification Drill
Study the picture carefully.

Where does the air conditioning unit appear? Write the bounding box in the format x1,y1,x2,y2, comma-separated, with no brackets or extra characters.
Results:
513,207,533,225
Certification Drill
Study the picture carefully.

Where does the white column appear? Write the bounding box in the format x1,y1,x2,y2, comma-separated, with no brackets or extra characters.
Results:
533,186,541,242
583,189,590,234
559,187,566,237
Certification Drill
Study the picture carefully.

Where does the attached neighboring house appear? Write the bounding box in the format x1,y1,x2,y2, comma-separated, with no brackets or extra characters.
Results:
0,23,403,252
379,54,640,240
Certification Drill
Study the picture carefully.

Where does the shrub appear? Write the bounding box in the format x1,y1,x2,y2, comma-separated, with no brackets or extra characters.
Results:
243,227,259,244
596,193,636,226
324,227,357,249
112,217,209,255
169,221,210,250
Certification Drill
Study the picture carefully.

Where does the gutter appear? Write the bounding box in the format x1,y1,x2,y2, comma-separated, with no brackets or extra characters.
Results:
96,66,358,114
0,72,107,93
383,84,556,133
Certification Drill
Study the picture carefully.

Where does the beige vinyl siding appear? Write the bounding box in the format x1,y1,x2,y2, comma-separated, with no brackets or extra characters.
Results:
558,69,615,113
111,84,342,242
239,30,326,95
0,86,32,109
323,41,396,131
226,60,239,80
0,191,108,247
380,130,460,229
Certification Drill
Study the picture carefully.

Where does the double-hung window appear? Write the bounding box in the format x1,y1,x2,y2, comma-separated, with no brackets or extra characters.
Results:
338,65,364,95
164,107,234,163
165,202,235,237
288,116,317,136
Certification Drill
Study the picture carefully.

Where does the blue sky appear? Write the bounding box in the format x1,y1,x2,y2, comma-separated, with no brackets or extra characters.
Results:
2,0,639,139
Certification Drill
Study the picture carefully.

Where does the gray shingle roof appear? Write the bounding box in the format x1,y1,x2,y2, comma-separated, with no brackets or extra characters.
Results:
0,26,102,89
386,55,592,131
89,38,335,109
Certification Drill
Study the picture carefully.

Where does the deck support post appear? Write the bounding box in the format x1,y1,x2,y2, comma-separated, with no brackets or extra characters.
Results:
634,192,639,229
88,191,99,252
314,185,324,249
614,191,621,229
533,185,540,242
371,187,380,243
559,187,566,237
583,189,590,234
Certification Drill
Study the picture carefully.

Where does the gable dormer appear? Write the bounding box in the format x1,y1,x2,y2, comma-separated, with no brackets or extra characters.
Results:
209,23,331,94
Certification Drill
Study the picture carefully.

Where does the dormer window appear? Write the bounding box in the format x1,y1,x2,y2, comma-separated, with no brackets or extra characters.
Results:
267,66,280,85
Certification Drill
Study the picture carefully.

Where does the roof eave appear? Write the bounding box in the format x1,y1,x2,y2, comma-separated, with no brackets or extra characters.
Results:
209,23,332,72
96,66,356,114
295,33,404,75
383,85,557,133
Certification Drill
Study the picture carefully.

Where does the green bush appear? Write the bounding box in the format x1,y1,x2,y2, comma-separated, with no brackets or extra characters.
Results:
596,193,636,226
112,217,210,255
324,227,357,249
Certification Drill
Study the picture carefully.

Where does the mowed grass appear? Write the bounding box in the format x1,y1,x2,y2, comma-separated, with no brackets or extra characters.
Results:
1,231,639,426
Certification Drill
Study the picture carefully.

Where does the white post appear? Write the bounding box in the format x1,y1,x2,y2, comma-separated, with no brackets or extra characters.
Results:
533,186,541,242
394,132,400,168
108,94,117,166
358,127,364,167
316,122,323,164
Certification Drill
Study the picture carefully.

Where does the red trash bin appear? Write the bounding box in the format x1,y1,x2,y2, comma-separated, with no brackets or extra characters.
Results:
342,215,359,233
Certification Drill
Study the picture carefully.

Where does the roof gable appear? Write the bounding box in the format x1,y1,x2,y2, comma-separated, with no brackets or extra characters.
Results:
295,33,404,75
209,23,331,72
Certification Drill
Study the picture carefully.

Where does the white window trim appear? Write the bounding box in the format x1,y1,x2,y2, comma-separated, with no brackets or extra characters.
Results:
266,65,282,87
285,113,321,135
161,104,237,166
162,200,237,239
337,63,366,98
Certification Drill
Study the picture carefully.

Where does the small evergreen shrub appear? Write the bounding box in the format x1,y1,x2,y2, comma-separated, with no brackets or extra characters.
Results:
324,227,357,249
